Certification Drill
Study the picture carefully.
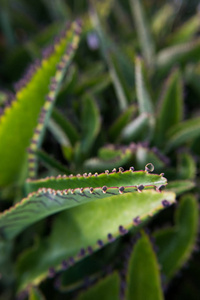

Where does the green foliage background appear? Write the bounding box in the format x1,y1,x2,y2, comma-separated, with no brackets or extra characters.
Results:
0,0,200,299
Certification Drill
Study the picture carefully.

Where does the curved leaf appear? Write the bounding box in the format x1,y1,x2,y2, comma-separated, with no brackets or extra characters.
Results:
77,272,120,300
0,20,82,187
155,194,199,282
16,188,175,290
0,169,168,239
126,231,164,300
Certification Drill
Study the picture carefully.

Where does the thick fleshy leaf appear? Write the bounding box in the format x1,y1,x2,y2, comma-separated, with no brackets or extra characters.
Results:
156,69,183,147
177,153,196,180
35,149,71,175
28,286,45,300
89,2,129,111
16,189,175,290
135,57,154,115
0,168,168,239
156,39,200,74
151,3,175,39
0,20,82,187
51,108,79,146
166,180,195,196
77,273,120,300
121,113,150,142
155,194,199,282
129,0,155,66
81,94,101,155
126,231,164,300
167,14,200,45
109,105,137,142
166,117,200,152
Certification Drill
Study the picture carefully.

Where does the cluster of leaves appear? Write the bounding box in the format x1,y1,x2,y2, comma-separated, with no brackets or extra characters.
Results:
0,0,200,299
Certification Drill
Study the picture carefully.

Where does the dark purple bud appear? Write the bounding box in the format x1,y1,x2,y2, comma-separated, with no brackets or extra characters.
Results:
107,233,115,242
119,225,128,235
69,257,75,265
129,166,135,172
133,216,141,225
89,187,94,193
119,186,125,194
48,267,56,278
97,239,104,247
87,246,93,254
102,186,107,193
137,185,144,192
78,248,86,257
119,167,124,172
162,200,170,207
62,260,68,270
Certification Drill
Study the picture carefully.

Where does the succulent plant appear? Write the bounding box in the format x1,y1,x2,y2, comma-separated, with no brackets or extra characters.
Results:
0,1,200,299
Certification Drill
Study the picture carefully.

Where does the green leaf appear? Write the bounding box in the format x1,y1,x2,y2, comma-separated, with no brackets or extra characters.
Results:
51,108,79,146
151,3,175,39
126,231,164,300
166,117,200,152
166,180,195,196
16,188,175,290
77,273,120,300
89,3,129,111
0,20,82,187
177,152,196,180
35,149,71,175
109,105,136,142
29,286,45,300
129,0,155,66
81,94,101,155
156,69,183,146
155,194,199,281
156,39,200,74
167,14,200,45
84,149,133,172
135,57,154,115
121,113,150,142
0,169,169,239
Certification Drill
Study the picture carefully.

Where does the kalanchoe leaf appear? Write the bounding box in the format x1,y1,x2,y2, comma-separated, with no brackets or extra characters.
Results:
35,149,71,175
166,117,200,152
167,14,200,45
28,286,45,300
166,180,195,196
155,69,183,147
0,167,169,239
89,1,129,111
177,152,196,180
154,194,199,283
76,272,120,300
126,231,164,300
156,38,200,75
28,22,82,178
109,105,137,142
81,94,101,155
16,188,175,291
51,108,79,146
129,0,155,66
0,20,82,187
151,3,175,40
